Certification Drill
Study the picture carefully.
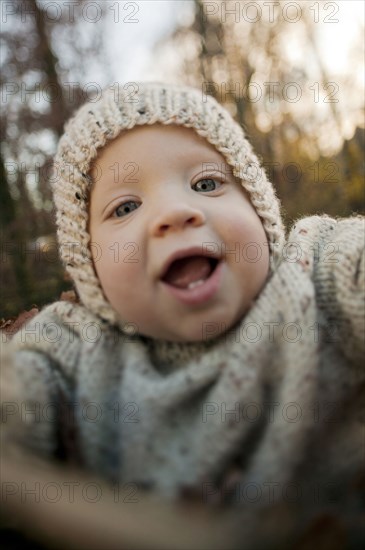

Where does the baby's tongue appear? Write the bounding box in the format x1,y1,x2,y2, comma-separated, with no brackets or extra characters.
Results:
164,256,212,288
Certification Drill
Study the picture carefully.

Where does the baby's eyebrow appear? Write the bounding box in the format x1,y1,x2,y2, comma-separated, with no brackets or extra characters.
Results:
199,161,235,175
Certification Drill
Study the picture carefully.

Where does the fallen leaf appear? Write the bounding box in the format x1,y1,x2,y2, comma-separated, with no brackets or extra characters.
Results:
0,308,39,338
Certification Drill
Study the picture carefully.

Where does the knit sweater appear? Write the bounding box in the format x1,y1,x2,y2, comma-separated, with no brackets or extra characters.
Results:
2,215,365,513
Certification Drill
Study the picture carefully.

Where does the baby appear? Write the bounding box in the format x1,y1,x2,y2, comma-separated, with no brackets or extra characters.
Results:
2,83,364,518
88,123,271,343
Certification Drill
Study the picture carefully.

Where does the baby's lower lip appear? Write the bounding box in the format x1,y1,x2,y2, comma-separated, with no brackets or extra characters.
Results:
160,260,224,306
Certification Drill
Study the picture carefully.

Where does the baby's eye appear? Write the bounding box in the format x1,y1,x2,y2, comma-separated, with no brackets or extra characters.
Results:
192,178,221,193
114,201,139,218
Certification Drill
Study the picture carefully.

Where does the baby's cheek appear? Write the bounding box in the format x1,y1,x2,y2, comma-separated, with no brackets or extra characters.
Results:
226,214,267,255
99,248,140,286
93,255,138,314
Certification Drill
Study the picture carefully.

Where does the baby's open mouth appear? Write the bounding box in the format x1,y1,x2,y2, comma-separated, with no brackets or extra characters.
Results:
161,256,219,289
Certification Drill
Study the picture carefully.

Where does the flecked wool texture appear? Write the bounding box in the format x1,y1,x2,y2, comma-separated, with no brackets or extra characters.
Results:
52,82,285,332
1,83,364,538
2,215,364,514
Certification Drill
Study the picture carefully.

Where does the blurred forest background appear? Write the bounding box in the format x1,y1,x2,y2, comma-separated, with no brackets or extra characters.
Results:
1,0,364,319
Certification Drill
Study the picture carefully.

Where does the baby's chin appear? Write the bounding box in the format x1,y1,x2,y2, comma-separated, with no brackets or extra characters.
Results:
115,299,251,343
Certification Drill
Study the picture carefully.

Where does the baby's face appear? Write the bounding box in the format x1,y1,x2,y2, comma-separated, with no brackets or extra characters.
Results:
89,124,269,342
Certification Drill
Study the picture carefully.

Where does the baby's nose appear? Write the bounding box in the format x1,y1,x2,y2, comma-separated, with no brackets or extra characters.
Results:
149,202,206,236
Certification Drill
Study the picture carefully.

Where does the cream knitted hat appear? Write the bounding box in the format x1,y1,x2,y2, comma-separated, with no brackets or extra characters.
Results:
53,81,285,331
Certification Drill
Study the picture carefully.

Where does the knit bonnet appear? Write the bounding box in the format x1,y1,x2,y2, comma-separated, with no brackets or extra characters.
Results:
53,81,285,333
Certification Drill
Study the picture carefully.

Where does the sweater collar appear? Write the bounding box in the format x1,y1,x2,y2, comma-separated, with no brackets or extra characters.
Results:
138,332,224,373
